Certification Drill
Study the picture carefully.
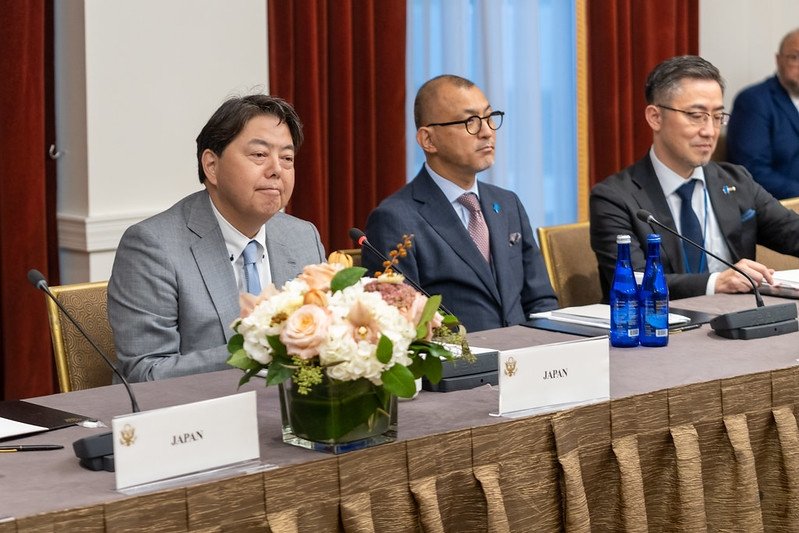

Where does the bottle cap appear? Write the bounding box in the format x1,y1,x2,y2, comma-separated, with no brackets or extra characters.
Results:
616,234,631,244
647,233,661,243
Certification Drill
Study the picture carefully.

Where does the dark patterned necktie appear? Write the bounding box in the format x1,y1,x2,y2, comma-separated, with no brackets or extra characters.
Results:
674,179,707,273
457,193,491,262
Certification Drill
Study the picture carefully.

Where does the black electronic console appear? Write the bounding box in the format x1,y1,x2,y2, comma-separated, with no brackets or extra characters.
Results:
636,210,799,340
73,431,115,472
28,268,140,472
709,302,798,339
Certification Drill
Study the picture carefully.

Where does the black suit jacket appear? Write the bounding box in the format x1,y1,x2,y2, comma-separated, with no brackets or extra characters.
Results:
590,155,799,300
364,166,558,332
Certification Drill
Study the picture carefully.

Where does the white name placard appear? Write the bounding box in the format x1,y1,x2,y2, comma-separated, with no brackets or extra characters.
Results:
496,337,609,416
112,391,259,490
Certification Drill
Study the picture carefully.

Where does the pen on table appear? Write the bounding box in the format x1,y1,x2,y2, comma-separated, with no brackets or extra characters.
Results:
0,444,64,452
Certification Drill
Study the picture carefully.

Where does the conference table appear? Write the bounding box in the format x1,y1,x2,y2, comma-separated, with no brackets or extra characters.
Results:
2,294,798,531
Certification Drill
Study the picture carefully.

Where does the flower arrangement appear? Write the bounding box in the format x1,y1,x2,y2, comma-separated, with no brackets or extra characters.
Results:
227,242,469,399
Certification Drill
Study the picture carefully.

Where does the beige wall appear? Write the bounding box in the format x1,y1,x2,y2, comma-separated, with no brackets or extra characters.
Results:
55,0,268,283
700,0,799,110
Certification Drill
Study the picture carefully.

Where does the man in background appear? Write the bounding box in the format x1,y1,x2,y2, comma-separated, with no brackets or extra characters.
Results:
364,75,558,332
109,95,324,381
591,56,799,301
727,28,799,199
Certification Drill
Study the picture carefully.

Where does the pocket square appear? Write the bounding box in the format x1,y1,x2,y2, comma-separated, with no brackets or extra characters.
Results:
740,208,756,222
509,232,521,245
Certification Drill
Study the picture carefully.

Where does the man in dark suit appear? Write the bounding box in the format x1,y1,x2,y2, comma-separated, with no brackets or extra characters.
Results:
364,75,558,332
591,56,799,301
727,29,799,200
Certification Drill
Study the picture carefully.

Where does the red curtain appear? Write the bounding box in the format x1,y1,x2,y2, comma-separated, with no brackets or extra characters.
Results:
268,0,407,252
587,0,698,187
0,1,58,399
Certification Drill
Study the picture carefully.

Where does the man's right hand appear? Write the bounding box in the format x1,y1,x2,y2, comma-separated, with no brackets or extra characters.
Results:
714,258,775,294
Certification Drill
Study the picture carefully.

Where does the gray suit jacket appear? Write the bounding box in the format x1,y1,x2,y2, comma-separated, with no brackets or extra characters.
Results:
108,190,325,382
364,166,558,332
590,155,799,300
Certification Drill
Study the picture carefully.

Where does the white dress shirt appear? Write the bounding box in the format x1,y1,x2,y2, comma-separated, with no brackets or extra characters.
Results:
650,148,733,295
425,162,481,230
209,199,272,293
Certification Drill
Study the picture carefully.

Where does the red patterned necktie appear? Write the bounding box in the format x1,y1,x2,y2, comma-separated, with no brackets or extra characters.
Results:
457,193,491,262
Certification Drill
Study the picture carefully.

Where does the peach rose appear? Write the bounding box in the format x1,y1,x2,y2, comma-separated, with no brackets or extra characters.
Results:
298,263,340,291
239,284,279,318
279,304,331,359
303,288,328,307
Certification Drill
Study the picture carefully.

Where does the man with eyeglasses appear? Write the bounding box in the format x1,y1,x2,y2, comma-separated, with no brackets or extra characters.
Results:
363,74,558,332
590,55,799,301
727,28,799,199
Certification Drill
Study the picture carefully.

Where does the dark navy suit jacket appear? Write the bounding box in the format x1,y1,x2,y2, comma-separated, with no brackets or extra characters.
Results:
364,166,558,332
727,75,799,199
590,155,799,300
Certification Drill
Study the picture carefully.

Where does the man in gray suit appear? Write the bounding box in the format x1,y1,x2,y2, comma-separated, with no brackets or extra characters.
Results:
109,95,325,382
364,75,558,332
590,56,799,301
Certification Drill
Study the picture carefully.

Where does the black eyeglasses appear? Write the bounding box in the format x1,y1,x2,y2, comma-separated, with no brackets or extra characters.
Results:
425,111,505,135
656,104,730,127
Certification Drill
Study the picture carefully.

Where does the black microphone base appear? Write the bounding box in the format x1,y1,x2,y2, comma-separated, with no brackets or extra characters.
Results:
73,431,115,472
710,303,798,340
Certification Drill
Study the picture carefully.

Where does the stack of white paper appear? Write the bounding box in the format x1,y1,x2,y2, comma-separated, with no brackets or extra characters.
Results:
532,303,690,328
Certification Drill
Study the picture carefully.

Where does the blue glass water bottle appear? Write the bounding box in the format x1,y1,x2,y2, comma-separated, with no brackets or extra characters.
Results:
610,234,639,347
639,233,669,347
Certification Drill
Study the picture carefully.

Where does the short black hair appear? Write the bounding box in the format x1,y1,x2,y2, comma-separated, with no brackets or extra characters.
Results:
196,94,303,183
644,56,725,105
414,74,475,129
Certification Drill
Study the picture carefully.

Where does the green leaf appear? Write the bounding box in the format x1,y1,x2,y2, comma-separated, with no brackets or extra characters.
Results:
266,335,287,358
265,360,294,386
408,355,426,379
227,333,244,353
380,364,417,398
238,365,262,388
415,294,442,338
423,355,443,384
330,266,368,292
441,314,460,327
226,348,260,371
376,334,393,364
410,340,455,361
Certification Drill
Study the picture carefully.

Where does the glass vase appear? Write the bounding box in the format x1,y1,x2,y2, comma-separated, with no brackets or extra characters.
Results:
278,376,397,454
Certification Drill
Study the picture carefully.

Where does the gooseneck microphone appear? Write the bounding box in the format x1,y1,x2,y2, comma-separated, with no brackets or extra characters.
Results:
29,268,140,471
348,228,456,317
636,210,765,306
635,210,797,339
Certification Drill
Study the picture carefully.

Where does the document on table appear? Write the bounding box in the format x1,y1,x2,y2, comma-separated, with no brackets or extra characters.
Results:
768,269,799,288
0,418,47,440
760,269,799,298
0,400,91,440
531,303,691,328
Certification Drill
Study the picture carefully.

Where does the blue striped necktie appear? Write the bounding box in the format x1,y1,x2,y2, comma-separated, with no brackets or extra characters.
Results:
242,240,262,295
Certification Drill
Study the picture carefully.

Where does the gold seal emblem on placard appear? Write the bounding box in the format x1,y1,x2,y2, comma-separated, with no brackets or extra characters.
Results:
504,356,518,377
119,424,137,447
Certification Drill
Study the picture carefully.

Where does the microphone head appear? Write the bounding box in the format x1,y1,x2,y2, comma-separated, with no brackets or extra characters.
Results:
27,269,47,290
348,228,367,244
636,209,654,223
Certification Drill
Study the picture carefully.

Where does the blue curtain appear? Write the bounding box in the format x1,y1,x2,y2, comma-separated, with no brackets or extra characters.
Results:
406,0,577,231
